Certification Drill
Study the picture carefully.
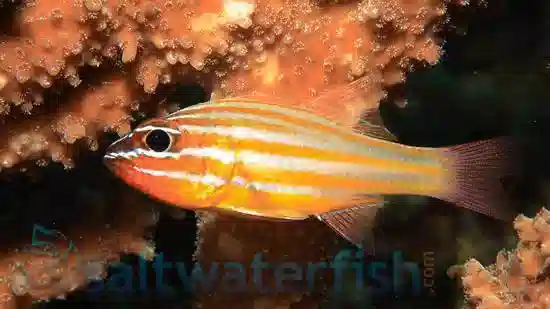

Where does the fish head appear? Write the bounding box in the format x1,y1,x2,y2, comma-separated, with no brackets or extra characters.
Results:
103,117,214,209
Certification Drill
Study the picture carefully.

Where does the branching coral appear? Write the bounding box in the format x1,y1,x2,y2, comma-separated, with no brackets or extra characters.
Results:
0,180,159,309
454,208,550,309
0,0,467,307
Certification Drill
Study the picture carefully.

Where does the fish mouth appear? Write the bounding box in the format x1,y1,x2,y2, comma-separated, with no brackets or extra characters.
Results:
103,152,134,175
103,136,135,172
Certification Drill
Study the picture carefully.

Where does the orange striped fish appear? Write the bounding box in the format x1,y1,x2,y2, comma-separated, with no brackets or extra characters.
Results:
103,77,515,248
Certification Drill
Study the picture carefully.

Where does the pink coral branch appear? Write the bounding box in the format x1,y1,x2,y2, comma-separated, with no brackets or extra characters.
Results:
454,208,550,309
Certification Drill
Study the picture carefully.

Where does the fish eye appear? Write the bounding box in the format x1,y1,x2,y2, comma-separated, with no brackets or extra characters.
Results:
144,129,172,152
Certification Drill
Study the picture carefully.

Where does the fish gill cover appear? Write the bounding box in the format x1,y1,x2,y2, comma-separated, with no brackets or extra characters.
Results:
0,0,546,309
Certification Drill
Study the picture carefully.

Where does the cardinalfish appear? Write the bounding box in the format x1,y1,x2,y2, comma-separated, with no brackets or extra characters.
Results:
103,77,516,248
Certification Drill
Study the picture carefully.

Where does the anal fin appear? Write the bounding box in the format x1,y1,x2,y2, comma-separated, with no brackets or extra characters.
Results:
317,196,385,255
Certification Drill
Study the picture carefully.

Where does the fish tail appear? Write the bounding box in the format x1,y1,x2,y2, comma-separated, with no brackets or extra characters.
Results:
435,137,519,220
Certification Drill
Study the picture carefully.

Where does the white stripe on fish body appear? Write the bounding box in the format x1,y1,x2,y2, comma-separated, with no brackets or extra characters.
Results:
176,147,430,182
166,110,317,136
134,125,182,135
177,123,437,166
105,147,182,160
180,147,236,165
131,166,354,198
134,166,226,187
177,123,373,159
165,99,346,133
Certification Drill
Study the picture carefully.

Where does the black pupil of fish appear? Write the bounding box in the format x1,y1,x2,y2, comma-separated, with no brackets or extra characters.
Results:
145,129,171,152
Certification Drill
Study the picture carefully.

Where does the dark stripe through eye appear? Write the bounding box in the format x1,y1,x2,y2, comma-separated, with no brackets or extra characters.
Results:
145,129,172,152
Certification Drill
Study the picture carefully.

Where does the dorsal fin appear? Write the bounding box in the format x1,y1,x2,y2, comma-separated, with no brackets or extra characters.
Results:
224,76,396,142
307,77,396,141
307,76,375,127
353,109,397,142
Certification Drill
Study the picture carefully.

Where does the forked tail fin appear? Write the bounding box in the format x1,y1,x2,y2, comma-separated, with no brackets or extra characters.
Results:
435,137,519,220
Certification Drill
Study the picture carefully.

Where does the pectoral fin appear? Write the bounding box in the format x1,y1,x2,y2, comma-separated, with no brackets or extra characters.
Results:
317,196,386,254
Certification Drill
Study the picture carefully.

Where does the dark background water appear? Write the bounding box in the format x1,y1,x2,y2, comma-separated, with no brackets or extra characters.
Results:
1,0,549,308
